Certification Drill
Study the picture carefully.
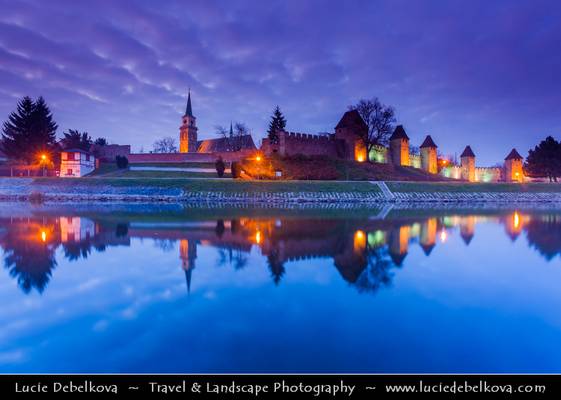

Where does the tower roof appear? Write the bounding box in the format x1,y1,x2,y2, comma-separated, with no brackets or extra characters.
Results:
185,90,193,117
420,135,437,148
460,145,475,158
229,121,233,136
504,148,523,160
335,110,368,132
389,125,409,141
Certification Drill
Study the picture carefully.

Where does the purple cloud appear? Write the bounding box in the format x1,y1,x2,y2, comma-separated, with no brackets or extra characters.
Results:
1,0,560,164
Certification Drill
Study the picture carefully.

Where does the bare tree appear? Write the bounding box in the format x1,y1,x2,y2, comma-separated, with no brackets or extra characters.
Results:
153,136,177,153
216,122,250,151
349,98,396,157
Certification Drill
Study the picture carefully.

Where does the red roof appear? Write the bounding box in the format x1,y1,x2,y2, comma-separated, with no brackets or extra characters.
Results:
335,110,368,132
504,148,523,160
460,145,475,158
420,135,437,148
389,125,409,141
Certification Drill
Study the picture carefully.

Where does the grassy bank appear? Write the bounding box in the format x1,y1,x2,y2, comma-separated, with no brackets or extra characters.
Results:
32,177,380,193
387,181,561,193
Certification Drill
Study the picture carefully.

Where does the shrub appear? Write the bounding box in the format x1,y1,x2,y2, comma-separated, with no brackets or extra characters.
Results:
231,161,240,179
215,157,226,177
116,155,129,169
28,191,45,204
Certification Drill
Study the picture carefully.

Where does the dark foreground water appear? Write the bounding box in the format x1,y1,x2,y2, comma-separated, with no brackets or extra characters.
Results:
0,203,561,373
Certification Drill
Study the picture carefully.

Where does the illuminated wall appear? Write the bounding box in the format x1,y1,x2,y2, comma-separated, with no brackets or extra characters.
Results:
505,159,523,182
409,154,421,169
368,145,388,163
390,138,410,166
420,147,438,174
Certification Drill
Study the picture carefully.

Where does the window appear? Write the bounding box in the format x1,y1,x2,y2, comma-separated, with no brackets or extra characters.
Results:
86,154,90,161
74,153,80,160
67,169,73,176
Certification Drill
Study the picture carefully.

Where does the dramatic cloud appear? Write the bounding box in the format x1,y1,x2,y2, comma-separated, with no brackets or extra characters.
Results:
1,0,560,163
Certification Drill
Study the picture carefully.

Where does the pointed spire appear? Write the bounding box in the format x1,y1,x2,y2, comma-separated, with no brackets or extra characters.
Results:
185,89,193,117
229,121,233,136
184,268,192,295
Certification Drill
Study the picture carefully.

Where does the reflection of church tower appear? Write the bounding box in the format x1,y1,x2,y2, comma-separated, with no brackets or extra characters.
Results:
179,239,197,293
419,218,437,255
179,90,198,153
388,225,410,266
460,216,476,245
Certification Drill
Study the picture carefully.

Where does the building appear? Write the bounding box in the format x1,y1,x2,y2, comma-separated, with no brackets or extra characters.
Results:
60,149,96,177
179,91,256,154
504,148,524,182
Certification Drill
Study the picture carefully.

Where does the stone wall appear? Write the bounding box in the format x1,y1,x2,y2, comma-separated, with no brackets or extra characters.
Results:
91,144,131,161
262,131,344,158
128,149,256,164
440,165,502,182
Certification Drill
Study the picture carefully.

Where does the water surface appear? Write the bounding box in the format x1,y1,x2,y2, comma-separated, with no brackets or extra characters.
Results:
0,203,560,373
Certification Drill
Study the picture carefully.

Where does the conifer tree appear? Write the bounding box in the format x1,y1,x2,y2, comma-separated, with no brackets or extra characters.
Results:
1,96,58,163
267,106,287,145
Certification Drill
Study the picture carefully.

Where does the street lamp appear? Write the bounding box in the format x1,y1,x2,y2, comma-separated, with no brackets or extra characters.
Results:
39,153,48,177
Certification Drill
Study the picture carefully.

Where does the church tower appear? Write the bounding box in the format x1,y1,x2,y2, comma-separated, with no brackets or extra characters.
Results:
179,90,198,153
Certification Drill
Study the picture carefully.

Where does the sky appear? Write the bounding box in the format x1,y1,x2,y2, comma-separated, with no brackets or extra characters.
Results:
1,0,561,165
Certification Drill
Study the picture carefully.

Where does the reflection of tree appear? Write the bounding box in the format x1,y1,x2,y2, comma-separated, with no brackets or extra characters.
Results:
2,230,58,294
525,217,561,261
216,247,249,270
267,251,285,285
154,239,175,253
353,247,396,294
62,240,92,261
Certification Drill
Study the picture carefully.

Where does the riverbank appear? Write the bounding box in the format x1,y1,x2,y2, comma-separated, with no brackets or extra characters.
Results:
1,177,560,204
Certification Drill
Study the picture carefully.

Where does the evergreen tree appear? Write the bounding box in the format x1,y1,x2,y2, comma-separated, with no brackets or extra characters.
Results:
60,129,92,151
267,106,287,145
524,136,561,182
94,137,108,146
1,96,58,163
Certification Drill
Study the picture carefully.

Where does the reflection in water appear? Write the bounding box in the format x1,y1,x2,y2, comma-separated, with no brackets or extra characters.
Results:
1,209,561,295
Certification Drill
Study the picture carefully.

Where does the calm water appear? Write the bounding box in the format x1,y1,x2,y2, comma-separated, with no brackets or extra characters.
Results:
1,203,561,373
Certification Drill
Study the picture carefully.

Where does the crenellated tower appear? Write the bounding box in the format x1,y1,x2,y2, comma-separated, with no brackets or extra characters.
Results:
179,90,198,153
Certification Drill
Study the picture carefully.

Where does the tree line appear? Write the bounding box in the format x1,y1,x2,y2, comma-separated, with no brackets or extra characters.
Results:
1,96,107,164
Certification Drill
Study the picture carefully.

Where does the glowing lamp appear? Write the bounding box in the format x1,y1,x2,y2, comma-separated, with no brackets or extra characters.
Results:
255,156,262,162
440,229,447,243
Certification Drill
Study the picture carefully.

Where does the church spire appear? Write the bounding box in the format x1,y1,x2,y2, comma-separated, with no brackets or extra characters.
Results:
229,121,233,136
185,89,193,117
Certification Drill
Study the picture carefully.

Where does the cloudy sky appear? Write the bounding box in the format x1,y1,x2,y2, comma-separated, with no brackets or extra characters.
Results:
1,0,560,164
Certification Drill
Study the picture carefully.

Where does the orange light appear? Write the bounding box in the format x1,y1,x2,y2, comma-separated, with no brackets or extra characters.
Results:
356,155,365,162
40,230,47,242
255,156,262,162
440,229,447,243
513,211,520,229
255,231,261,244
353,230,366,253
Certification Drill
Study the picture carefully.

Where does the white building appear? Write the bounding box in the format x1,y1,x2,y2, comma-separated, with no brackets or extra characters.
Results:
60,149,96,177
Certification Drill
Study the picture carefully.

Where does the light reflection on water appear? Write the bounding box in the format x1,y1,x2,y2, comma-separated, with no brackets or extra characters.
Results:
0,204,561,372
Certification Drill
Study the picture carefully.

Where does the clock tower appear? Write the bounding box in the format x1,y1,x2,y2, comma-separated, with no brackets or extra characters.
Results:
179,90,198,153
